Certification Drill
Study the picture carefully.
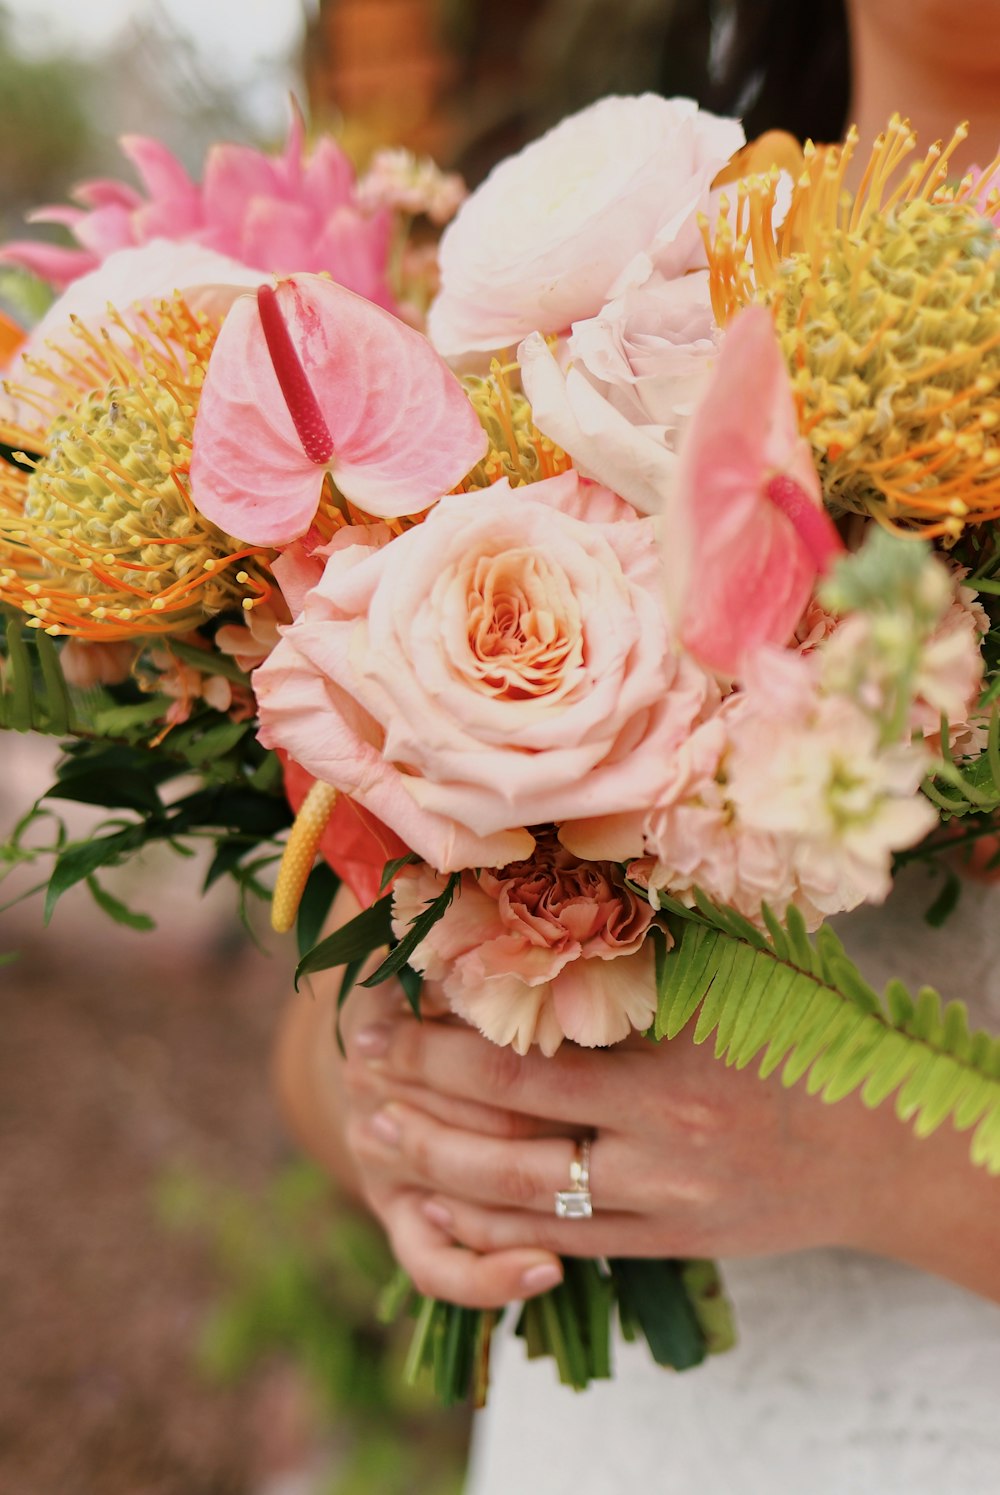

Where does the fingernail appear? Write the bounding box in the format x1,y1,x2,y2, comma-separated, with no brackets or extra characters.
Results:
520,1262,563,1296
353,1024,389,1059
368,1108,401,1146
422,1199,453,1231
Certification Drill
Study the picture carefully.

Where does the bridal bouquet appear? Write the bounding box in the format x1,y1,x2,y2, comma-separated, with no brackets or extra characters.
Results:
4,96,1000,1406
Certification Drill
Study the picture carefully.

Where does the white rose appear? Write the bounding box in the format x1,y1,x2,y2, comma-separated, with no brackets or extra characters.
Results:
428,94,743,359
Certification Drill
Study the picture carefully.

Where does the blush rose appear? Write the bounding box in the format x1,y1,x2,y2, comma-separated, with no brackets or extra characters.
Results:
253,470,713,872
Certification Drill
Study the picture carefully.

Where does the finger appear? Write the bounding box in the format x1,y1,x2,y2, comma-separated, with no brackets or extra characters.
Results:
379,1189,564,1309
345,1021,579,1139
367,1012,648,1128
420,1195,673,1260
361,1100,638,1213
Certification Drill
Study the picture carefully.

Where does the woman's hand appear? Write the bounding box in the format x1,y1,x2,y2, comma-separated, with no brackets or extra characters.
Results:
343,996,1000,1309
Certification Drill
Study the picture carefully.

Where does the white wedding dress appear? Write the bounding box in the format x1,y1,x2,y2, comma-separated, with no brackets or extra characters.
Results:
466,869,1000,1494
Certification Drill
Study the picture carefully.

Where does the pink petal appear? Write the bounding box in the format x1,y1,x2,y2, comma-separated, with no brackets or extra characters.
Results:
0,241,97,286
310,208,396,307
72,176,144,210
191,273,487,545
202,142,286,235
238,197,317,275
301,136,356,211
552,944,657,1048
119,135,199,207
666,306,839,677
276,98,307,191
26,205,86,228
70,204,139,259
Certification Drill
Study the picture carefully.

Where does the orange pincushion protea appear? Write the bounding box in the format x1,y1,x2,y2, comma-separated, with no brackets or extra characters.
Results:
0,295,274,640
705,118,1000,539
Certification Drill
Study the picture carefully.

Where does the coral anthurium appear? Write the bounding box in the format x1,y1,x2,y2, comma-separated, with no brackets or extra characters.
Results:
190,273,488,546
663,304,843,677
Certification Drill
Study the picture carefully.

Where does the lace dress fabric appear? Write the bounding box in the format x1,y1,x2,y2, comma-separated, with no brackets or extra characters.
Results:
466,870,1000,1495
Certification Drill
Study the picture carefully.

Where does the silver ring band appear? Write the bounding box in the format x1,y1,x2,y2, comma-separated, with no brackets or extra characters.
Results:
554,1136,594,1218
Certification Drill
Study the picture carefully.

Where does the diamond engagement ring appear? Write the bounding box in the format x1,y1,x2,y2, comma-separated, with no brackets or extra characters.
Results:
554,1136,593,1219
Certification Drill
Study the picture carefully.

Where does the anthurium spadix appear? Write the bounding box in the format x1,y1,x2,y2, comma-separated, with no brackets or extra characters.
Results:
190,273,488,546
663,304,844,678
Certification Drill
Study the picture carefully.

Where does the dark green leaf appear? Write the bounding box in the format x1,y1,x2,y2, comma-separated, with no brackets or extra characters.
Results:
0,950,19,968
296,863,341,959
166,636,251,686
360,874,459,988
203,838,250,891
85,875,155,931
398,963,424,1017
45,768,164,816
609,1258,707,1371
44,825,145,922
379,851,420,893
924,868,962,928
91,697,173,736
295,895,393,989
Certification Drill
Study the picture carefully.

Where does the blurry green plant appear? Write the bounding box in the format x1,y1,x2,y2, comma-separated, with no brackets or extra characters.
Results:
0,5,95,229
156,1160,469,1495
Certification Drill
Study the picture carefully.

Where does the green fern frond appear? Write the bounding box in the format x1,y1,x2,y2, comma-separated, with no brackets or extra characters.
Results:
655,894,1000,1174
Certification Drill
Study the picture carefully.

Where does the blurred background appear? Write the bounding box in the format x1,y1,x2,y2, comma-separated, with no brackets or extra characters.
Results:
0,1,848,1491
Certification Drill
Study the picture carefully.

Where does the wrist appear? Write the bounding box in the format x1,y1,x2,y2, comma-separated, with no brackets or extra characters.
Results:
836,1108,1000,1304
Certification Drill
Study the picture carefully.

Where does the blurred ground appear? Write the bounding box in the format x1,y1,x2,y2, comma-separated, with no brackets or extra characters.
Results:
0,738,344,1495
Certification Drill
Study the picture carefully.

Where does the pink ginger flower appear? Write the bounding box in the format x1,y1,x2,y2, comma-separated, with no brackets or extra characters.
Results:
0,108,396,312
393,835,658,1055
664,305,844,679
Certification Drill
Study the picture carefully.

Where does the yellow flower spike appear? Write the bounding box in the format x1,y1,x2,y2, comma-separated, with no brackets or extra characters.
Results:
271,780,339,935
706,121,1000,537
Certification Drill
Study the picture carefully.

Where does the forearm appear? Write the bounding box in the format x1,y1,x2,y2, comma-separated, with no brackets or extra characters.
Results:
273,975,362,1195
847,1112,1000,1305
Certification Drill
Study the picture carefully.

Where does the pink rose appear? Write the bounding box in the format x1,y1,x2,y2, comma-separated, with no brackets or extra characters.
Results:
428,95,743,358
393,837,658,1054
253,470,713,872
519,270,719,515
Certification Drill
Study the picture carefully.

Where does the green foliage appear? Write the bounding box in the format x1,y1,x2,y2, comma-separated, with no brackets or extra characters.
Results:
653,891,1000,1173
157,1163,468,1495
0,611,77,734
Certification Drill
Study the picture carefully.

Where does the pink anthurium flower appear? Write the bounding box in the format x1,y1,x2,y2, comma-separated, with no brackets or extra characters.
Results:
190,272,488,546
663,304,843,678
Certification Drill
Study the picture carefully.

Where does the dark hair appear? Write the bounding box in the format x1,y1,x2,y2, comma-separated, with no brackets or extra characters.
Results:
703,0,851,143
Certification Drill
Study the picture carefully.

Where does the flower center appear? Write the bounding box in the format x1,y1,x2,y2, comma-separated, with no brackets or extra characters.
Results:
466,549,583,699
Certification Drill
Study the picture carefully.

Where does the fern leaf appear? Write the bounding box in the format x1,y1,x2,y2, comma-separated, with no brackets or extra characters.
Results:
657,896,1000,1175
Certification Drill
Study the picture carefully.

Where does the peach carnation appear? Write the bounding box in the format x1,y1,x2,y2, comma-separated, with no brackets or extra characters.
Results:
393,836,658,1054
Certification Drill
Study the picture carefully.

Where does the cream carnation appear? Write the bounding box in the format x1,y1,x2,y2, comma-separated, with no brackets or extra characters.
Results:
428,94,743,359
393,837,658,1054
253,471,713,872
634,651,939,929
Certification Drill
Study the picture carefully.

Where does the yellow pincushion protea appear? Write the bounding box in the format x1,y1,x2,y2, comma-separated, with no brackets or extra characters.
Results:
0,295,273,640
459,361,572,491
705,117,1000,539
